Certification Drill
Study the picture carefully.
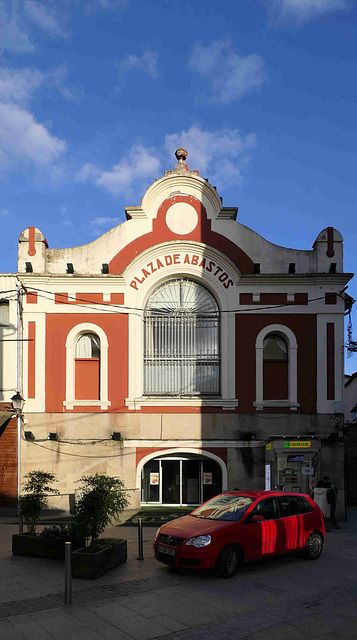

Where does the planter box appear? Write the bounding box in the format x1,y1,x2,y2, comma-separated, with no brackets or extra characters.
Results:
12,533,84,559
12,533,63,559
71,538,127,579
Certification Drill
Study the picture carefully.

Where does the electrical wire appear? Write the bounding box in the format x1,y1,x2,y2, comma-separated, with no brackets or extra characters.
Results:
18,284,333,316
23,437,175,459
5,280,351,433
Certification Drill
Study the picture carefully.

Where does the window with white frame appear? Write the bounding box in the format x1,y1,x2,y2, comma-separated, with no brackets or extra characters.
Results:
0,300,9,326
263,334,288,400
64,323,110,410
75,332,100,400
144,278,220,396
254,324,298,410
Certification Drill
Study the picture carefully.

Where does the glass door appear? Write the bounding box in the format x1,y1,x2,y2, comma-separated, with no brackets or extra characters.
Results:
141,459,160,503
141,457,222,506
161,460,180,504
182,460,200,504
202,459,222,502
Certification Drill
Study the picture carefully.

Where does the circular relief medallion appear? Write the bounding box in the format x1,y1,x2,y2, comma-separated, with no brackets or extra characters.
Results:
165,202,198,235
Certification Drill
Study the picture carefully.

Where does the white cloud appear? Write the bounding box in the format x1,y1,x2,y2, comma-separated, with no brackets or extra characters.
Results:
45,64,84,102
119,50,159,78
0,1,35,53
79,130,256,197
84,0,129,10
165,126,257,188
78,144,161,196
0,0,70,55
76,163,101,182
0,65,79,169
188,39,266,104
59,204,72,226
0,102,66,165
0,67,42,104
0,0,129,56
0,208,9,218
24,1,69,37
89,216,121,235
0,65,80,106
265,0,350,25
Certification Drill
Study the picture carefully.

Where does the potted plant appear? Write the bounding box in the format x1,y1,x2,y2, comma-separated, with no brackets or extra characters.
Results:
71,473,129,579
12,470,63,558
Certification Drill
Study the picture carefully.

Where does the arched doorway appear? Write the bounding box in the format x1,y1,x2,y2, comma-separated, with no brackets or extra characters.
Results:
141,452,223,506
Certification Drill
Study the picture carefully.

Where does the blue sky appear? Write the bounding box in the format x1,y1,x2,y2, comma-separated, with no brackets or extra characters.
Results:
0,0,356,373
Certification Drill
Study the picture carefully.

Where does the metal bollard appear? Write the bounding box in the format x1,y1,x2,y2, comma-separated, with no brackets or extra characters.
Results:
18,514,23,534
64,541,72,605
137,518,144,560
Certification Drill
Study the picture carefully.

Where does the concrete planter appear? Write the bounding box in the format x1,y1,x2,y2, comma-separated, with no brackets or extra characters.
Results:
12,533,64,559
12,533,84,559
71,538,127,579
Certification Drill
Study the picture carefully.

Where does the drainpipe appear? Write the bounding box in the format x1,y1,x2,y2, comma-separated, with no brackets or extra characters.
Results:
16,282,24,513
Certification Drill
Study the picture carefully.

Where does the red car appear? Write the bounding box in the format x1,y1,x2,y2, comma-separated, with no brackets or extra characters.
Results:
153,490,325,577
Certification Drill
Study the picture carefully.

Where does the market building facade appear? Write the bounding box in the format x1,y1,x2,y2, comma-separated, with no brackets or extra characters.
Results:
0,149,353,518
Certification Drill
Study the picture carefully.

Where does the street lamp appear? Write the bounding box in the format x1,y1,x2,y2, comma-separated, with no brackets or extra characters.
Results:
11,392,25,413
11,392,25,515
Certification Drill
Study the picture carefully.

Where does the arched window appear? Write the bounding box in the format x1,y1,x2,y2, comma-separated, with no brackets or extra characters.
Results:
263,334,288,400
144,278,220,395
254,324,298,410
64,323,110,410
75,332,100,400
75,333,100,359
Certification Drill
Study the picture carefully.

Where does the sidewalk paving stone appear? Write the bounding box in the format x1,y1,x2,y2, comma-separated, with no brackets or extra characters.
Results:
65,606,135,640
0,510,356,639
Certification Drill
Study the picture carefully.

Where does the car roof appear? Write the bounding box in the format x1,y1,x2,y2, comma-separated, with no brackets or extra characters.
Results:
221,490,309,499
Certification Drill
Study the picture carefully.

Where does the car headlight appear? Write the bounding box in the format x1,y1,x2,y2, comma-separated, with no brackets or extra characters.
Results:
154,527,161,541
185,535,211,548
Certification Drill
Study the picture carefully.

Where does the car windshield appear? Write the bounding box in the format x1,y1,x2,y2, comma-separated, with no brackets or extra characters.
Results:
190,495,254,522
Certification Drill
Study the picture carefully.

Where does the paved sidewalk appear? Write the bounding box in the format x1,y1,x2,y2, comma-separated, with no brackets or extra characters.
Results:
0,510,356,639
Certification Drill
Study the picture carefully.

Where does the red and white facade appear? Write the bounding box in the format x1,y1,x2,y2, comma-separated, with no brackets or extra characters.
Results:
0,149,352,516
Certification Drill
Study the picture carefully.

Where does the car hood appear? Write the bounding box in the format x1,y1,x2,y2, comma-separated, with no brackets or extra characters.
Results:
159,515,237,538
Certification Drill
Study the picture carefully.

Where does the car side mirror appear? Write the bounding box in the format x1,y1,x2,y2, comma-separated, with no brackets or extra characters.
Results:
251,515,265,523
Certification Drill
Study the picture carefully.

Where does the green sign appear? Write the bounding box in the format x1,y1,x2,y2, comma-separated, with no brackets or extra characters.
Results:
284,441,311,448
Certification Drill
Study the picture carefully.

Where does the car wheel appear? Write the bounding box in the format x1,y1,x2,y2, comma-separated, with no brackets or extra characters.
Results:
216,546,241,578
304,532,323,560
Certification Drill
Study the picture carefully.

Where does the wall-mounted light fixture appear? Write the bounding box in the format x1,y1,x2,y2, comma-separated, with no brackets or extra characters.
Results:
11,392,25,413
66,263,74,274
48,432,59,441
111,432,122,441
102,263,109,274
25,262,33,273
24,431,35,441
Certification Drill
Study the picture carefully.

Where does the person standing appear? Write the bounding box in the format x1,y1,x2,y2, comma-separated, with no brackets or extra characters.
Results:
323,475,342,529
313,480,331,531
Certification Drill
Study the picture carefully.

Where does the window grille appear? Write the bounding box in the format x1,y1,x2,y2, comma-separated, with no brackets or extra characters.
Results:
144,279,220,395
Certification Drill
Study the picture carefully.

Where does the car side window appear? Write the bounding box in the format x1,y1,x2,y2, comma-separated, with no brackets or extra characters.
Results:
278,495,313,517
297,496,313,513
249,497,278,521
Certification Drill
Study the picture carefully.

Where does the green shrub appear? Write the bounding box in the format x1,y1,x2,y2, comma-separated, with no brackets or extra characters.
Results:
39,524,69,548
72,473,129,548
19,471,60,534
